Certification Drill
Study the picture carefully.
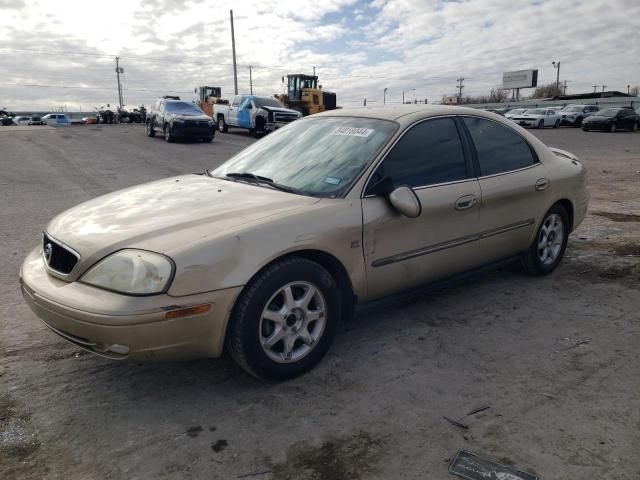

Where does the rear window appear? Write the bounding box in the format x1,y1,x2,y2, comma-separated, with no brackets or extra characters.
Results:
463,117,536,176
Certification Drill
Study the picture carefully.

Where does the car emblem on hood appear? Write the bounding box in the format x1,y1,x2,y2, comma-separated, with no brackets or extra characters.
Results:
43,243,53,264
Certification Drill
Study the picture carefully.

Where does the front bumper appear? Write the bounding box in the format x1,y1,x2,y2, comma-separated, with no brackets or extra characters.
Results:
514,119,539,128
171,123,215,139
19,248,241,361
560,116,577,125
264,121,292,132
582,122,609,131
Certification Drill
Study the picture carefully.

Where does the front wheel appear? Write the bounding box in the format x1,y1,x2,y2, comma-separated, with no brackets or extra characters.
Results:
226,257,340,380
553,119,560,128
537,120,544,129
632,122,638,132
575,116,583,127
521,204,569,276
146,121,155,137
218,117,228,133
164,124,174,142
609,123,616,133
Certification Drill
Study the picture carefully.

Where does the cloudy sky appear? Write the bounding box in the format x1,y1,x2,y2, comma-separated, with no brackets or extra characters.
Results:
1,0,639,111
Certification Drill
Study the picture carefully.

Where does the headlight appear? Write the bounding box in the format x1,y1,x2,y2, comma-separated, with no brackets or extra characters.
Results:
81,249,174,295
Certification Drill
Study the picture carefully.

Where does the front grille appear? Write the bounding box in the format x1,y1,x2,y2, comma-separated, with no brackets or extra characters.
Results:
273,112,299,123
43,234,79,274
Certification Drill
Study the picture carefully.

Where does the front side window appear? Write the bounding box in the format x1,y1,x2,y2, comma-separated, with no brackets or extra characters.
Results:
463,117,536,176
375,118,467,188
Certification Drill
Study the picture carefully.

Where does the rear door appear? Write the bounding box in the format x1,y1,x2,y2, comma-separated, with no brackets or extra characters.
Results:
461,116,551,262
361,117,482,300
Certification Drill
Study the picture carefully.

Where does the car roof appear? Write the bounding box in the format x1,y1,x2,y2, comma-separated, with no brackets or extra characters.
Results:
314,104,513,125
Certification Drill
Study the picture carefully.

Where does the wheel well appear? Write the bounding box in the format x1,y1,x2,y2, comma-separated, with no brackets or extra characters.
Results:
556,199,574,230
244,250,357,321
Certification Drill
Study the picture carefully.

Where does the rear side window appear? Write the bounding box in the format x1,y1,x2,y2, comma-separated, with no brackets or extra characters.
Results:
463,117,536,176
379,118,467,188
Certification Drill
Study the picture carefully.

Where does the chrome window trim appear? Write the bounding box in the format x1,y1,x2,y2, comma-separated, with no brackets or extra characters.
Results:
476,162,541,180
42,231,81,277
371,219,535,267
359,114,470,199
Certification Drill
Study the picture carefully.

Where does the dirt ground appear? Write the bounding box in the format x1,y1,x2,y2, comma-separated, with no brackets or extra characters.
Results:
1,123,639,480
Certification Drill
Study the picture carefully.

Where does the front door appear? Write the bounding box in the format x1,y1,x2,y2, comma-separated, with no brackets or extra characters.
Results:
461,116,552,262
362,117,482,300
228,96,241,126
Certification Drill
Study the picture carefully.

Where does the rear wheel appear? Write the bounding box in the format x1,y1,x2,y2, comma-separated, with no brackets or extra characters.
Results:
553,119,560,128
632,122,638,132
226,257,340,380
575,116,583,127
609,123,617,133
146,121,155,137
521,204,569,276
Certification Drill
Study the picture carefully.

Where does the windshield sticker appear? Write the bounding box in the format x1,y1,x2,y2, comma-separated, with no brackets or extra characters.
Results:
332,127,374,138
324,177,341,185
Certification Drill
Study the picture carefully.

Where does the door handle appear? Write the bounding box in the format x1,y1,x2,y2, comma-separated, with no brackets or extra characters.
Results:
455,195,477,211
535,178,550,191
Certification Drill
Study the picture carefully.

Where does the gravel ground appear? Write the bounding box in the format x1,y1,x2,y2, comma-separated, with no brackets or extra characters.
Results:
1,123,639,480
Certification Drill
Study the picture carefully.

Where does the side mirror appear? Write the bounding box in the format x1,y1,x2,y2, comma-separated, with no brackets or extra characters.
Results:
388,186,421,218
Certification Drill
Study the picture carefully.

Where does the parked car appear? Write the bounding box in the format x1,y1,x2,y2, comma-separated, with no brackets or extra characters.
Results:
146,99,215,142
27,116,47,125
214,95,301,137
581,107,640,132
42,113,69,126
13,115,31,125
82,117,98,125
20,106,588,380
0,115,13,126
558,104,599,126
510,108,560,129
505,108,527,119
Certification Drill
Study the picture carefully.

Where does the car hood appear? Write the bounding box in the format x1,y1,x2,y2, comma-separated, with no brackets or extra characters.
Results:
46,174,319,279
583,115,611,122
516,113,544,119
167,113,212,121
259,106,300,114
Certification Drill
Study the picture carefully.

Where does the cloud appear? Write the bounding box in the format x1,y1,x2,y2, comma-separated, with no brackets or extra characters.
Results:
0,0,638,111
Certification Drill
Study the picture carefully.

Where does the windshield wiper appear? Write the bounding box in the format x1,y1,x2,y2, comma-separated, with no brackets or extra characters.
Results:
224,172,299,194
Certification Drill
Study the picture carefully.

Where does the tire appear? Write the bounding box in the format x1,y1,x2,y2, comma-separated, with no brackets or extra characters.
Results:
253,119,266,138
205,136,214,143
582,126,589,132
146,121,155,137
521,204,569,276
164,124,173,142
218,117,228,133
609,123,616,133
632,122,638,132
575,116,583,127
537,120,544,129
553,119,560,129
226,257,341,380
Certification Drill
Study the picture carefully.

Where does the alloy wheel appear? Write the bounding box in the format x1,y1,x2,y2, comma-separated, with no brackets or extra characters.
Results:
259,281,326,363
537,214,564,265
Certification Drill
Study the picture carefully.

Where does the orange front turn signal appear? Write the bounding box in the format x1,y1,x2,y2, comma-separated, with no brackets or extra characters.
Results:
165,303,212,320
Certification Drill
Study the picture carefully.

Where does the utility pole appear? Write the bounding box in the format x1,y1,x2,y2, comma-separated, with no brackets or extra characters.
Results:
627,84,631,95
115,56,124,108
230,10,238,95
456,77,465,104
592,85,598,94
313,66,316,76
552,61,560,95
249,66,253,95
383,87,387,105
563,80,568,95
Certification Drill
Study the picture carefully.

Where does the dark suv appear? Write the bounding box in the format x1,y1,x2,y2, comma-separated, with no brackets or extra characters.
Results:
146,98,215,143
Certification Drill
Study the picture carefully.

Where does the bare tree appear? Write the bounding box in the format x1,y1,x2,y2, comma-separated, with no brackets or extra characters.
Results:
631,85,640,97
530,83,563,99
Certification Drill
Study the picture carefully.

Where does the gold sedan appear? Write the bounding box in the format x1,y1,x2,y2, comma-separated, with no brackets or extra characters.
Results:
20,106,589,379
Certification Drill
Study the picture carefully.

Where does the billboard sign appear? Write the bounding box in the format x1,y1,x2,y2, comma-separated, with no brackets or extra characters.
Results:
502,69,538,89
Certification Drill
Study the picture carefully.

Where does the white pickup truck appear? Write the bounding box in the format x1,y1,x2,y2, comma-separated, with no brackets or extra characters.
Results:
214,95,301,137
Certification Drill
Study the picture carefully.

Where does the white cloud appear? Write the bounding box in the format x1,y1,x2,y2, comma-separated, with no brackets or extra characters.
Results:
0,0,638,110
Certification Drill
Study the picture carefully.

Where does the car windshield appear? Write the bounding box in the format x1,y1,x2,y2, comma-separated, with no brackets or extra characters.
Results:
593,108,618,117
507,109,525,114
254,97,285,108
165,102,203,115
211,117,398,197
564,106,584,112
527,109,545,115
